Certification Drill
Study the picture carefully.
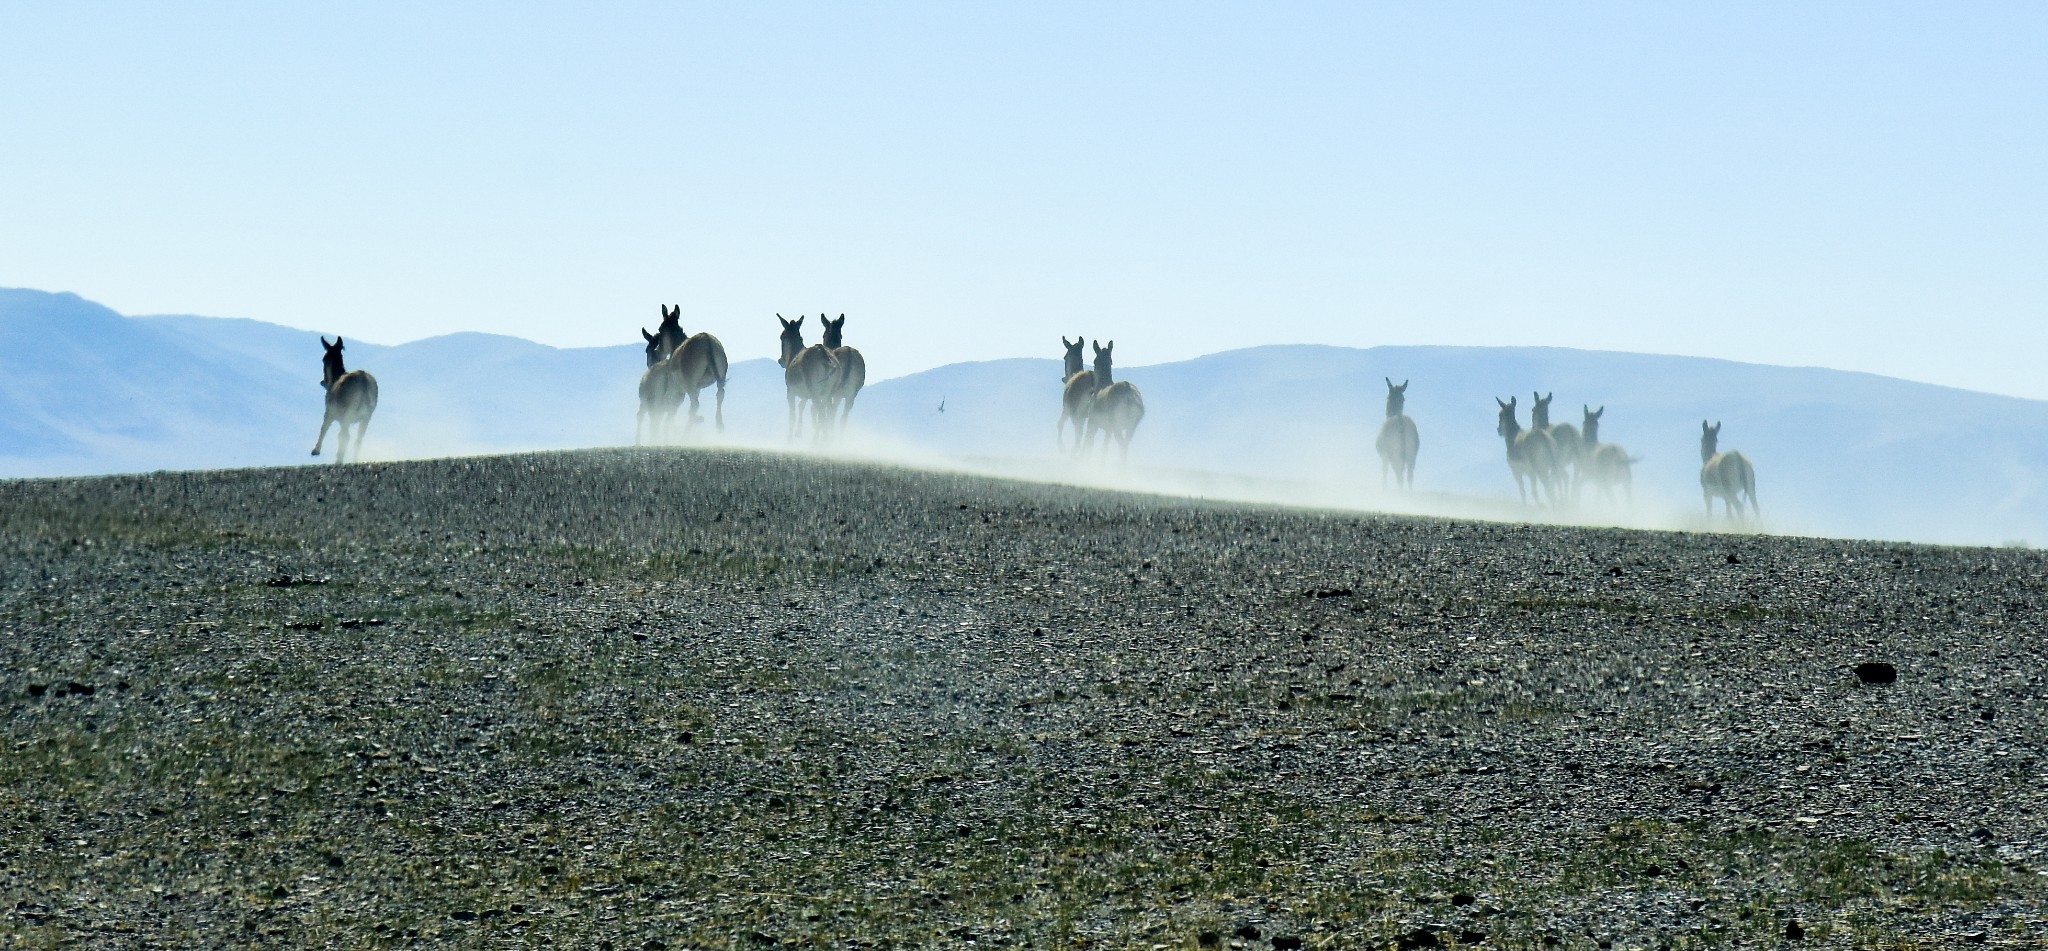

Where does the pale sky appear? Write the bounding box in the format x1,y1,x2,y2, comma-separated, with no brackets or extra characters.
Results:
4,2,2045,395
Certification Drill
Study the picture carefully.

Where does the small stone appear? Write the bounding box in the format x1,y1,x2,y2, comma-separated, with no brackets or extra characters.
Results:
1234,924,1262,941
1726,552,1740,565
1450,892,1475,906
1397,929,1443,950
1785,921,1805,940
1272,937,1303,951
1854,662,1897,685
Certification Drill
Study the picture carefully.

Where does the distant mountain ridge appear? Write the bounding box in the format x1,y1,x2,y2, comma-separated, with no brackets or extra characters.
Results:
4,286,2045,547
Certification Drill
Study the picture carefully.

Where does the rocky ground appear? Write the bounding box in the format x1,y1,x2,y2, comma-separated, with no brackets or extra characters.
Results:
2,448,2044,949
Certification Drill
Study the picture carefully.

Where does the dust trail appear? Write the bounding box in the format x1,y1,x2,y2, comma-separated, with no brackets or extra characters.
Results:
670,418,1795,545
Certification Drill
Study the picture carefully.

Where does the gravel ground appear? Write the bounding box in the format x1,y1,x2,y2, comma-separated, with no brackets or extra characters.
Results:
3,448,2045,949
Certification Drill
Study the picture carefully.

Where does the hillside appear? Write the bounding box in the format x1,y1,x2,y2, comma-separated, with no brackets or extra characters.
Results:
5,287,2048,545
3,449,2043,946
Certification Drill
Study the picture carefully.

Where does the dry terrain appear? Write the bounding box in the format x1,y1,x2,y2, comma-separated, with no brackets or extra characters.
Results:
2,448,2044,949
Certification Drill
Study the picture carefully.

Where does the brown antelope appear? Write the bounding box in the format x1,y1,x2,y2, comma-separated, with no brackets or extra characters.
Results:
1374,377,1420,490
1578,405,1638,503
1081,340,1144,461
1057,335,1094,451
1699,421,1758,519
635,326,682,444
310,336,378,464
777,314,839,441
669,323,729,435
1531,391,1584,500
1496,396,1559,505
636,305,728,442
818,314,866,430
648,304,687,362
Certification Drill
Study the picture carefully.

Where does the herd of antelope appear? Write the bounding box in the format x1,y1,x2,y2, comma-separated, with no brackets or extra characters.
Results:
1488,391,1757,519
305,311,1759,521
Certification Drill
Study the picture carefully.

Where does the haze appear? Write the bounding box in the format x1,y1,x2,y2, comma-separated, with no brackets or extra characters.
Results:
4,3,2047,397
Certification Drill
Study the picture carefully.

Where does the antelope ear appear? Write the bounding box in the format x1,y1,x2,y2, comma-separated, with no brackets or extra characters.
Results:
1497,397,1509,409
1400,379,1409,389
321,336,332,348
642,328,655,341
335,337,344,349
1092,340,1102,354
1702,420,1711,432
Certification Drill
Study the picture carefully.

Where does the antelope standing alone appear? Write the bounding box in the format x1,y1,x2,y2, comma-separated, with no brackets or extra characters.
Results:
1374,378,1420,490
310,336,378,464
1699,421,1758,519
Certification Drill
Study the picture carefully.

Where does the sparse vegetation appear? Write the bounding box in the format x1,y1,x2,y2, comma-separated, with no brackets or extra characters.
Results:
3,448,2044,947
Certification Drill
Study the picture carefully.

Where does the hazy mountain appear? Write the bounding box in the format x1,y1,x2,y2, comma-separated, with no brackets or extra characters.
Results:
5,287,2046,547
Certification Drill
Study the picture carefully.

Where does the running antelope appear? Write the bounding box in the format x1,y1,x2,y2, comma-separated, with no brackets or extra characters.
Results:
1057,335,1094,451
636,306,729,442
1699,421,1758,519
818,314,866,431
1082,340,1144,462
1375,378,1420,490
777,314,839,441
310,336,378,464
1578,405,1639,503
1531,391,1584,500
1496,396,1559,506
636,324,682,444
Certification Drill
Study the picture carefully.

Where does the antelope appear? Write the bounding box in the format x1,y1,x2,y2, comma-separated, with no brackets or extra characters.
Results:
1374,378,1420,490
635,325,682,444
818,314,866,430
1578,405,1639,503
1057,335,1094,451
1531,391,1584,500
1699,421,1758,519
310,336,378,464
777,315,839,442
1496,396,1559,506
636,305,728,442
1081,340,1144,462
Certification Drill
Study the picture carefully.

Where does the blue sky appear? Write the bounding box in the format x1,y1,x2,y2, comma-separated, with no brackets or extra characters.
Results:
4,2,2045,394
